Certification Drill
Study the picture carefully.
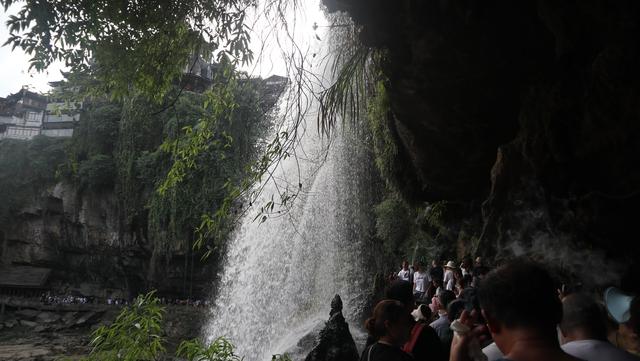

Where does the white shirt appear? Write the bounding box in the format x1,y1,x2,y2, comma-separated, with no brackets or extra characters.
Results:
562,339,640,361
482,342,504,361
444,269,454,291
397,268,411,282
413,271,428,292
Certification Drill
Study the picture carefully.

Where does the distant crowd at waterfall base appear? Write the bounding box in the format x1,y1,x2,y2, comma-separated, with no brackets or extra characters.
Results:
0,293,211,308
359,258,639,361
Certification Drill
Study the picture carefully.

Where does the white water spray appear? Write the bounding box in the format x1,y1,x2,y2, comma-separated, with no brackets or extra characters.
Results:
204,4,374,359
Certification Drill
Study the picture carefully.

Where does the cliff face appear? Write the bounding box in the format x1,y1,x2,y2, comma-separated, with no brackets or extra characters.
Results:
324,0,640,288
1,182,215,299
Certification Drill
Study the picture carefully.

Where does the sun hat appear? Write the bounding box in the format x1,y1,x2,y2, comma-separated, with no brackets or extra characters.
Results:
604,287,634,323
445,261,456,269
411,304,431,321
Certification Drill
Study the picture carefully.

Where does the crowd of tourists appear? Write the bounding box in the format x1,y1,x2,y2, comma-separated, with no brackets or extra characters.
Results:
33,293,209,307
41,294,91,305
362,258,639,361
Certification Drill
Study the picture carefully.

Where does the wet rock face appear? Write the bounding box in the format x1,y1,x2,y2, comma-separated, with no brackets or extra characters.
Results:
0,182,216,298
304,295,359,361
326,0,555,201
323,0,640,283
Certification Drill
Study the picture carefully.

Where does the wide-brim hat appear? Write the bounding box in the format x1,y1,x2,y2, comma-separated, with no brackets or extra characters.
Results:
605,287,634,323
445,261,456,269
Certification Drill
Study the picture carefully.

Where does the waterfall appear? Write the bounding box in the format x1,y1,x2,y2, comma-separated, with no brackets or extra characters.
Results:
203,105,375,360
201,3,378,358
203,126,373,359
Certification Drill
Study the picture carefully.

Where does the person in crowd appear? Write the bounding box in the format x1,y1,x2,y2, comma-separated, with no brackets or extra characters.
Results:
471,257,488,287
450,260,581,361
413,263,429,301
360,299,413,361
385,280,446,361
411,303,432,323
606,287,640,355
560,292,640,361
452,268,464,296
456,274,473,297
429,260,444,283
409,263,416,284
460,258,472,277
440,299,468,357
427,278,443,307
443,261,456,291
398,261,411,282
429,289,456,343
473,257,488,276
458,287,480,315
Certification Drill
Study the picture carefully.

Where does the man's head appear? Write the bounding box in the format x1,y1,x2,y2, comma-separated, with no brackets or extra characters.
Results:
386,280,415,313
478,260,562,343
432,260,439,267
559,293,607,343
448,299,467,323
438,290,456,312
402,260,409,270
475,257,482,267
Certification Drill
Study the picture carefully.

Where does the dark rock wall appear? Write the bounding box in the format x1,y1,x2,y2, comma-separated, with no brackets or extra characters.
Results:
1,183,216,299
324,0,640,289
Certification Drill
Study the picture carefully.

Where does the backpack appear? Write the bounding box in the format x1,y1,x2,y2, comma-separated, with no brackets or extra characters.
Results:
402,322,426,355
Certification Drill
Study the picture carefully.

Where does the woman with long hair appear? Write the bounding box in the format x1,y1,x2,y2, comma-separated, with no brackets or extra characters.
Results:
360,300,413,361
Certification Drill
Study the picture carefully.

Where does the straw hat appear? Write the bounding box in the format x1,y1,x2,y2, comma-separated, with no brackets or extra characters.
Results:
444,261,456,269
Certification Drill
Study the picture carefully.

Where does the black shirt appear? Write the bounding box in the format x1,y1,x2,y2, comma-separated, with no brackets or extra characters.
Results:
409,323,446,361
429,266,444,282
360,342,413,361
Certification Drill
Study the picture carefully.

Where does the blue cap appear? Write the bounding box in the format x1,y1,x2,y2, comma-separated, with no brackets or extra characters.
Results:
604,287,634,324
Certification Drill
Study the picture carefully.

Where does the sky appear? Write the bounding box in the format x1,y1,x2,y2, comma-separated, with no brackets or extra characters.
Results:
0,1,329,98
0,5,66,97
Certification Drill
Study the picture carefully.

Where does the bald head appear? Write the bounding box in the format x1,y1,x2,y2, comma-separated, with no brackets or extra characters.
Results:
560,293,607,341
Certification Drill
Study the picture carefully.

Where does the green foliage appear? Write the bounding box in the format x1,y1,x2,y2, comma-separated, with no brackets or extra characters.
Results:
367,80,399,190
1,0,255,101
59,101,122,186
77,154,116,191
154,66,275,256
176,337,242,361
41,65,272,259
423,201,448,230
319,45,374,135
85,292,166,361
74,289,247,361
374,193,412,255
0,136,67,225
317,17,385,135
158,65,239,196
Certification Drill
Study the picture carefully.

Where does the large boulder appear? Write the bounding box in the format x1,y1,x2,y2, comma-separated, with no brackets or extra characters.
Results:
304,295,359,361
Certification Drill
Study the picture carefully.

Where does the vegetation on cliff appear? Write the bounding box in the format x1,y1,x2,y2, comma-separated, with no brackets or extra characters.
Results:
0,136,67,225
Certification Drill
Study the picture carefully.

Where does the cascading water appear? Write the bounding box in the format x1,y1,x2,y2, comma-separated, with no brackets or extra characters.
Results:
202,5,378,354
204,110,376,360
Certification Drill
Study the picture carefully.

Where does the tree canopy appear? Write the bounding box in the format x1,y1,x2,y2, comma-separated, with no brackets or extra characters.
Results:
1,0,254,100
